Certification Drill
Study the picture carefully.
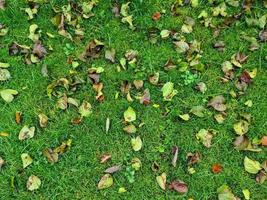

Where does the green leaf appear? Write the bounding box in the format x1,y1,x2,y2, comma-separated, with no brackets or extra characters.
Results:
98,174,113,189
79,101,92,117
242,189,250,200
162,82,177,101
217,184,236,200
0,68,11,81
244,156,262,174
124,107,136,122
28,24,39,42
0,62,10,68
196,129,213,148
233,120,249,135
131,136,142,151
21,153,33,168
0,89,18,103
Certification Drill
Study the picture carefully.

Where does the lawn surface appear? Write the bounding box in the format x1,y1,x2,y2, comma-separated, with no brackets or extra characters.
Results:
0,0,267,199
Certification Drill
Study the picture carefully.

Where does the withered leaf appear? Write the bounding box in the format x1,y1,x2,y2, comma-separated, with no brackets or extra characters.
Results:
156,172,166,190
18,125,35,140
152,12,161,21
21,153,33,168
0,157,5,169
187,152,201,166
100,154,111,164
38,113,48,128
80,39,104,61
140,89,150,105
208,95,227,112
43,148,58,163
15,111,22,124
169,180,188,194
123,124,136,134
32,41,47,59
105,49,116,63
259,29,267,42
27,175,41,191
172,146,179,167
104,165,121,174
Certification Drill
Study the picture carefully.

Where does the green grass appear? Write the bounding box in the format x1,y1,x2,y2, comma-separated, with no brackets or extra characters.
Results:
0,0,267,199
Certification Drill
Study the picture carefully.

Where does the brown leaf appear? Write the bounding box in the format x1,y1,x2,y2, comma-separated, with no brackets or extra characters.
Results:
140,89,150,105
208,95,227,112
172,146,179,167
186,152,201,166
120,81,131,94
54,139,72,155
79,39,104,61
149,72,159,85
235,52,248,64
152,12,161,21
32,41,47,59
104,165,121,174
151,161,160,172
256,170,267,184
15,111,22,124
236,70,252,91
233,135,249,150
123,124,137,134
100,153,111,164
43,148,58,163
164,59,176,70
169,180,188,194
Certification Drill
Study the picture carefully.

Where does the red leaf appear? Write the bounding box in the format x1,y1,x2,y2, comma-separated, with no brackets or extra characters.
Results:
169,180,188,194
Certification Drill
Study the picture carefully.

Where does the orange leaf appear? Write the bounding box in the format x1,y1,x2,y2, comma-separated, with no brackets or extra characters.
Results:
261,136,267,146
152,12,161,21
15,111,22,124
212,164,222,174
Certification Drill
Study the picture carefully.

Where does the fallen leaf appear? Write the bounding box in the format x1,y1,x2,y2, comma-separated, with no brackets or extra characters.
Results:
174,41,189,53
131,157,141,171
118,187,127,193
214,113,226,124
217,184,237,200
162,82,177,101
242,189,250,200
169,180,188,194
259,29,267,42
131,136,142,151
233,120,249,135
186,152,201,166
0,157,5,169
179,114,190,121
190,105,206,117
256,170,267,184
0,89,18,103
105,49,116,63
79,101,92,117
261,136,267,146
106,117,110,133
43,148,58,163
27,175,41,191
18,125,35,140
79,39,104,61
212,164,222,174
140,89,150,105
54,139,72,155
0,68,11,81
38,113,48,128
208,95,227,112
124,107,136,122
244,156,262,174
0,0,5,10
104,165,121,174
149,72,159,85
156,172,166,190
233,135,250,150
123,124,136,134
172,146,179,167
15,111,22,124
32,41,47,59
195,82,207,93
196,129,213,148
100,154,111,164
21,153,33,168
28,24,39,42
98,174,113,189
0,132,9,137
160,30,171,39
152,12,161,21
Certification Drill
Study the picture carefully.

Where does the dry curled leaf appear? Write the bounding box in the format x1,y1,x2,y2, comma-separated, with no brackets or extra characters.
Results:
152,12,161,21
172,146,179,167
169,180,188,194
187,152,201,166
79,39,104,61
